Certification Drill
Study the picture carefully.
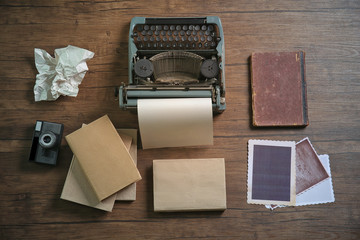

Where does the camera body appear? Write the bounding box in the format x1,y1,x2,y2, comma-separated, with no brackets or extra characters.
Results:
29,120,64,165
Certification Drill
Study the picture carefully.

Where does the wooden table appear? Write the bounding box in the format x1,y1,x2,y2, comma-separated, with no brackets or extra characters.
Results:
1,1,359,239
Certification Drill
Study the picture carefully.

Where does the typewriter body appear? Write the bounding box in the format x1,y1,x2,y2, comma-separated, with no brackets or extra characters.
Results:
119,16,226,113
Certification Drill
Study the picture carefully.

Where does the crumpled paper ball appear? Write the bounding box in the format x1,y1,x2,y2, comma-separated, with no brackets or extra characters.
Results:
33,45,94,101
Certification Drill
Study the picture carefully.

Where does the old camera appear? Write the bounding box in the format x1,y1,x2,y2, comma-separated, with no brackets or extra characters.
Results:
29,120,64,165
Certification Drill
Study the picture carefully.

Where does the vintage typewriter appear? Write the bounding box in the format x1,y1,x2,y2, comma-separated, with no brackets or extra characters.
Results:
119,16,226,113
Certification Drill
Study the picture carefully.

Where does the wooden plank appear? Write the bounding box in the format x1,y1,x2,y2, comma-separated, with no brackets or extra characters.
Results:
0,0,359,239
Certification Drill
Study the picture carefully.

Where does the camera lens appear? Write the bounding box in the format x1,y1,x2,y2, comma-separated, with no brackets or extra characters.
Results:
39,131,57,149
43,136,51,143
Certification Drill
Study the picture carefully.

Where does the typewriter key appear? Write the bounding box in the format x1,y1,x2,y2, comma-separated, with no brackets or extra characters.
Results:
163,25,169,30
182,25,188,31
186,30,191,36
204,42,209,47
192,43,196,48
162,37,167,42
137,25,143,31
189,25,194,30
143,36,148,41
188,36,193,41
198,43,202,48
192,31,197,36
207,36,213,41
201,25,207,31
156,25,162,30
150,36,155,42
176,25,181,30
150,25,156,31
169,36,174,41
141,30,147,36
173,31,178,36
181,36,186,41
170,25,175,31
180,30,185,36
200,36,205,42
175,36,180,42
155,30,160,36
211,42,216,47
167,31,172,36
134,59,154,78
144,25,149,30
205,30,210,36
161,30,166,36
195,25,200,31
208,25,214,31
156,36,161,41
194,36,199,41
201,59,219,78
147,30,153,35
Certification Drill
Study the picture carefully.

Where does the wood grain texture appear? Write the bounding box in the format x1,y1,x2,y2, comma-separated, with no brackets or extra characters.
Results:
0,0,359,239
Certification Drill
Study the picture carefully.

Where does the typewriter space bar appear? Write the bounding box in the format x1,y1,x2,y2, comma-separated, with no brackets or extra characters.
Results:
145,18,206,25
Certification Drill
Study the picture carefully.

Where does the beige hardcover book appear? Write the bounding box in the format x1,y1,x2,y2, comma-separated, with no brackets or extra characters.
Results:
65,115,141,203
60,131,133,211
116,129,138,201
153,158,227,212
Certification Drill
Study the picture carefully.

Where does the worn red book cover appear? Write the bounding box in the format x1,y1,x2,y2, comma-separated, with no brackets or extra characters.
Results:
251,51,308,127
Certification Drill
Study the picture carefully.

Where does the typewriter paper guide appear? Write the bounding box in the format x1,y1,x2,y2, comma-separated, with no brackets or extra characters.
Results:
153,158,227,212
65,115,141,203
138,98,213,149
247,140,296,206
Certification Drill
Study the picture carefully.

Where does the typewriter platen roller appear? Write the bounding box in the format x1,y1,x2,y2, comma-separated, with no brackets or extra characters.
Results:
119,16,226,113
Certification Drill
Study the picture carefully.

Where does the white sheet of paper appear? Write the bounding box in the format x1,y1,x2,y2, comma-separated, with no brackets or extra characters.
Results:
34,45,94,101
296,154,335,206
138,98,213,149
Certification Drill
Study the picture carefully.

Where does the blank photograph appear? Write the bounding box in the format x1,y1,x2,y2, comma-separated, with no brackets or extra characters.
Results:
248,140,296,206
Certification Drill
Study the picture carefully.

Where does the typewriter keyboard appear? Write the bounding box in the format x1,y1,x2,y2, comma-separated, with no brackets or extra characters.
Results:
132,24,221,50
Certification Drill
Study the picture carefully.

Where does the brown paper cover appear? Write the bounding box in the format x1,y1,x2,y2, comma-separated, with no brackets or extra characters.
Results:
65,115,141,203
153,158,227,212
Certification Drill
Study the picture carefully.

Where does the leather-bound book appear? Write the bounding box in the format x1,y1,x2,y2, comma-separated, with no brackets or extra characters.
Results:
251,51,308,127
